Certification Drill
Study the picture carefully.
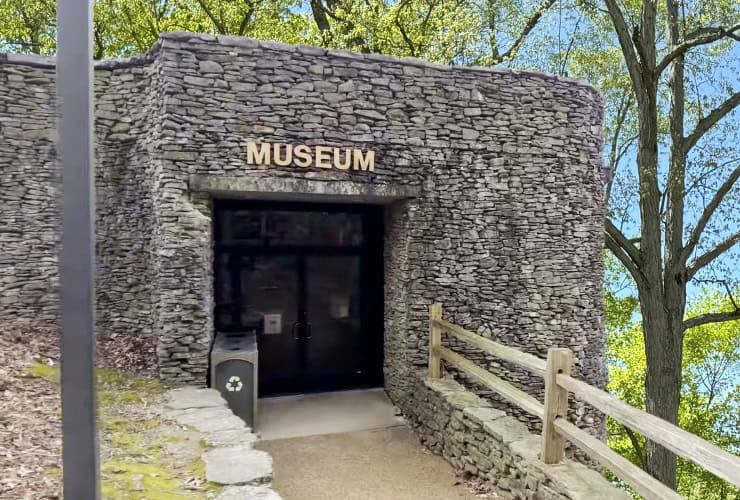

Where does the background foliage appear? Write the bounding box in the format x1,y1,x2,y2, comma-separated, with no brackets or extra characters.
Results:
0,0,568,63
605,211,740,497
606,276,740,498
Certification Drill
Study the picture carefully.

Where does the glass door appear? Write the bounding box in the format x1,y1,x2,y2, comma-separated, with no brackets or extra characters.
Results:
303,255,367,390
213,201,384,397
238,254,302,395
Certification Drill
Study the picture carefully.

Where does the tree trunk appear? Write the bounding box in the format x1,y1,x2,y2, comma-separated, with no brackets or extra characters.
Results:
634,81,683,487
309,0,332,35
629,1,687,488
636,116,682,488
641,283,684,490
643,0,688,489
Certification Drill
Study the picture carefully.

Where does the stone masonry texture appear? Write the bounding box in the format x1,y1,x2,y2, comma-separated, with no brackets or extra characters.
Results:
410,378,629,500
0,33,607,436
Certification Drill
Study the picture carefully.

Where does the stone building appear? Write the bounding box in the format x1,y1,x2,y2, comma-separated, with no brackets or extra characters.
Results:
0,32,607,433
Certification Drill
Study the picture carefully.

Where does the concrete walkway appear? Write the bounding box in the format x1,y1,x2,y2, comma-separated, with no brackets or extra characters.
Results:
257,388,405,440
257,426,489,500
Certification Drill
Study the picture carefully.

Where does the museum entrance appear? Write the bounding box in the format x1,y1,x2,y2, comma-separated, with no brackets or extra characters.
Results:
213,200,384,397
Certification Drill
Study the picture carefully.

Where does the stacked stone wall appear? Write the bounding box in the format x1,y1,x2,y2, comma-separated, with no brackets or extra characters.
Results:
94,51,164,337
0,50,162,339
410,377,628,500
1,33,607,436
0,56,59,326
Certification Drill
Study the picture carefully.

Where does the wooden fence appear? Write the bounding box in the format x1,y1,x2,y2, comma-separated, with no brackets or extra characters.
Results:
428,304,740,500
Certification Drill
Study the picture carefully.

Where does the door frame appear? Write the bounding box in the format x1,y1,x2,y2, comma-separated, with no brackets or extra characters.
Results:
212,199,385,396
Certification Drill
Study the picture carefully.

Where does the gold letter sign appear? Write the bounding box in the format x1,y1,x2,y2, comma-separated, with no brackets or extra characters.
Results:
246,142,375,172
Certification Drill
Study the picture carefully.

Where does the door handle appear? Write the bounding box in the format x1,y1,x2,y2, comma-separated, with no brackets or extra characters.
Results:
292,321,302,340
305,322,312,340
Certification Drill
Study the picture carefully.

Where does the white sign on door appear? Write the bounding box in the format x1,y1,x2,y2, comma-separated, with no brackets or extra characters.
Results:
263,313,282,335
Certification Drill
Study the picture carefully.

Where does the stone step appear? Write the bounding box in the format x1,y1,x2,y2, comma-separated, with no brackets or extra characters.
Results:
165,387,226,410
206,428,259,448
162,387,279,497
167,406,248,434
204,446,273,486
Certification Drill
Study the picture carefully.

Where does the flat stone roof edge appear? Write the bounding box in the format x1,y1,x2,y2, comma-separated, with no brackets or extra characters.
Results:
0,40,164,70
162,32,601,98
0,31,602,100
0,52,57,69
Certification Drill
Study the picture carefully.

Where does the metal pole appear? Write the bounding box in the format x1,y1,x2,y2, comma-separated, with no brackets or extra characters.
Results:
57,0,100,497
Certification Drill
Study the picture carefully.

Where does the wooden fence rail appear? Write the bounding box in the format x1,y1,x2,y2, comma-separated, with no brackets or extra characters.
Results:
428,304,740,500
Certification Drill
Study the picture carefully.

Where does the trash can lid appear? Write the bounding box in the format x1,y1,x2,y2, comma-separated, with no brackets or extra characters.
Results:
212,331,257,353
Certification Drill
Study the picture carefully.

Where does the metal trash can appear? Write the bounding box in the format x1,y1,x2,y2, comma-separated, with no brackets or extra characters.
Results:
210,331,258,428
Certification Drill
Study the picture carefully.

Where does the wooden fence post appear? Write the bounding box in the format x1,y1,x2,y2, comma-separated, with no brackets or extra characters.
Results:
429,303,442,379
541,347,572,464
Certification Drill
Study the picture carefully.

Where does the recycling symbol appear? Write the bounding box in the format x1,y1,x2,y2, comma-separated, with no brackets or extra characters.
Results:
226,375,243,392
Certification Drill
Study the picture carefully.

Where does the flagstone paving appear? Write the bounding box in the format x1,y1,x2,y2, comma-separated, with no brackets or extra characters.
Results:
164,387,281,500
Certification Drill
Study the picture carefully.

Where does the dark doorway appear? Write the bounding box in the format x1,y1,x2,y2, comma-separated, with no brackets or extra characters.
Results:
213,200,384,396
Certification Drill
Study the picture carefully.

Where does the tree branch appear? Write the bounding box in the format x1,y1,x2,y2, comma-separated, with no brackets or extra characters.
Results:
606,218,643,265
93,24,105,60
196,0,227,33
684,308,740,330
724,282,739,311
623,424,647,469
394,2,417,57
656,24,740,76
682,91,740,154
486,0,499,61
309,0,332,33
639,0,657,80
687,231,740,279
686,158,740,196
605,219,647,288
237,0,256,37
683,164,740,261
603,0,646,101
605,91,634,205
693,278,740,311
495,0,557,63
121,5,147,53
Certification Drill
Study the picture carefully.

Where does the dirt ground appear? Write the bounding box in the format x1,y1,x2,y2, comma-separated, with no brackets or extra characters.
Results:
0,328,61,499
258,426,507,500
0,326,218,500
